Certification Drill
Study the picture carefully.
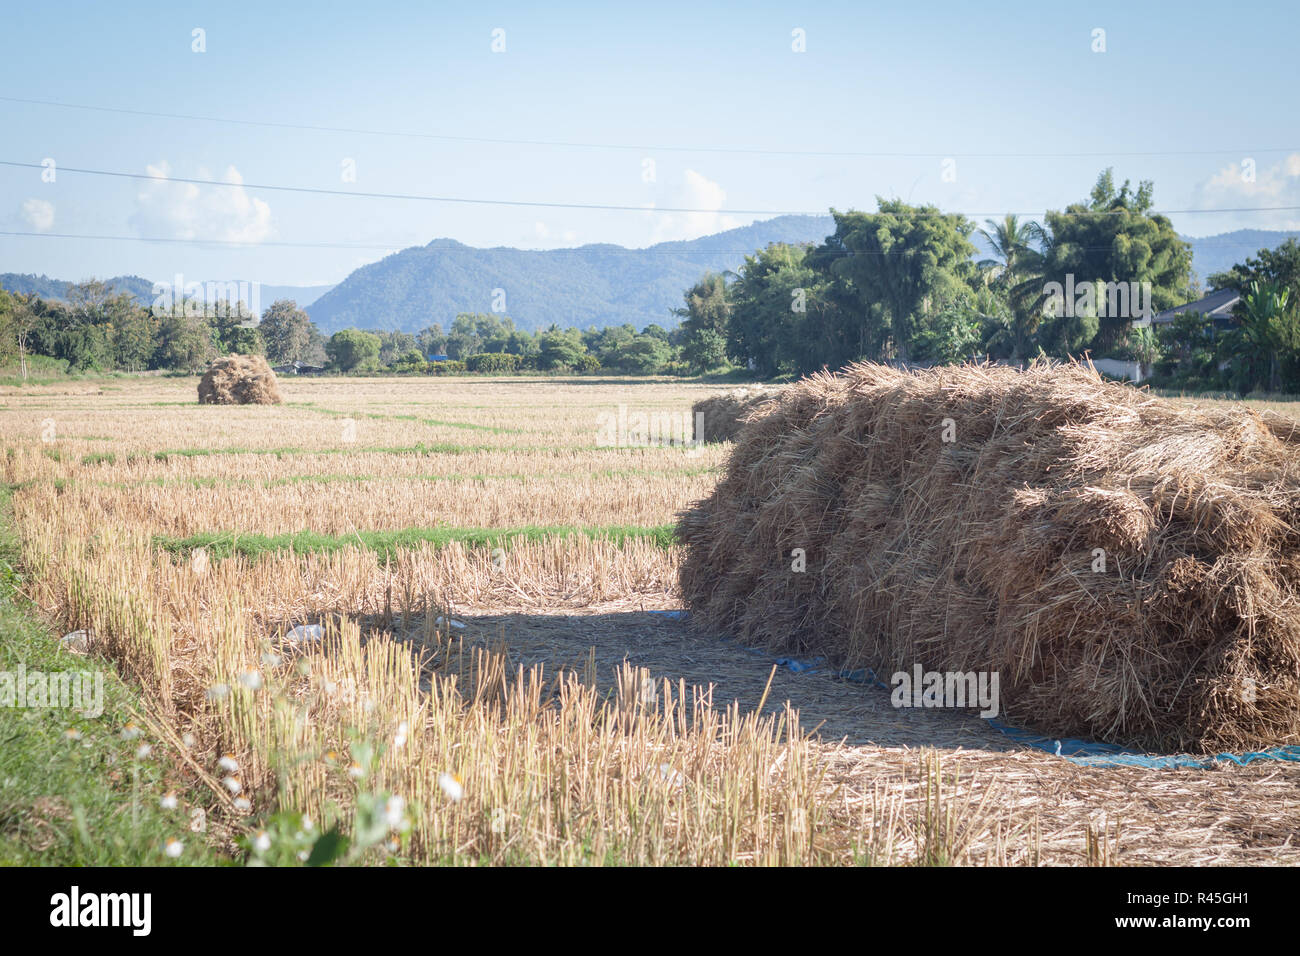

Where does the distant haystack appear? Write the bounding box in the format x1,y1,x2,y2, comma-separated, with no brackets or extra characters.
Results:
198,355,283,405
677,360,1300,753
692,386,780,443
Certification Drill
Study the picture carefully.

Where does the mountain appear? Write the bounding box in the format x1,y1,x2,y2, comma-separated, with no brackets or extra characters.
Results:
0,273,335,310
305,220,1300,335
0,273,156,302
304,215,837,334
1185,230,1300,284
8,223,1299,335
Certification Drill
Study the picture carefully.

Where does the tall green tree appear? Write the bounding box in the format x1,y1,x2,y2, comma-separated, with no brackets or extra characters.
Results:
1220,281,1300,393
108,297,155,371
977,214,1047,359
258,299,315,364
536,325,589,369
674,272,732,372
416,324,447,357
0,290,42,378
154,314,214,372
813,201,977,362
446,313,509,359
1041,169,1193,351
326,328,382,372
725,243,852,375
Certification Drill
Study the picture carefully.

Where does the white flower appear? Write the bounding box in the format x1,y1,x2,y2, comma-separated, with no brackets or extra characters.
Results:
297,850,309,862
181,733,196,749
301,814,314,831
261,651,282,668
347,762,364,780
223,775,242,794
206,683,230,701
135,743,152,759
120,723,141,740
438,773,463,802
218,754,239,772
64,728,82,742
384,795,407,828
233,796,252,812
238,670,263,691
160,791,178,810
393,721,408,749
253,830,271,852
164,838,183,858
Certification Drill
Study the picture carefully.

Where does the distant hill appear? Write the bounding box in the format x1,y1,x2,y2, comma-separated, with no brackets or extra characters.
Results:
7,223,1298,334
304,215,837,334
0,274,334,310
306,220,1300,334
1184,229,1300,284
0,273,157,303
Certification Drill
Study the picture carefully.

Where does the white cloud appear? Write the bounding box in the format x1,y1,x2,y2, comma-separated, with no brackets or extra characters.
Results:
130,161,273,243
528,220,579,248
646,169,743,243
21,198,54,231
1192,153,1300,229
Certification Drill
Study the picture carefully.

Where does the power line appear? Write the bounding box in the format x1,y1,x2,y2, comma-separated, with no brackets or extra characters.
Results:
3,159,1299,219
0,160,818,216
3,94,1297,160
0,231,407,251
0,229,1288,260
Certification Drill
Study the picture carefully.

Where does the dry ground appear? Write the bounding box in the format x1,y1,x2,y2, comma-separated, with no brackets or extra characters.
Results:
2,372,1297,865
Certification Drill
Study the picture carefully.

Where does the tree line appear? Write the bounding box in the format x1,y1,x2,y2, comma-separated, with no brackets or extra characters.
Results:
675,170,1193,374
675,169,1300,394
0,280,694,378
4,168,1300,391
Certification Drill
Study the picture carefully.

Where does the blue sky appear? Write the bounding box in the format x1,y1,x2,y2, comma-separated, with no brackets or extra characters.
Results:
2,0,1298,286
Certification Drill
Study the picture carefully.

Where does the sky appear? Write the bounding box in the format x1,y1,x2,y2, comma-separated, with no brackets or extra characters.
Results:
2,0,1299,287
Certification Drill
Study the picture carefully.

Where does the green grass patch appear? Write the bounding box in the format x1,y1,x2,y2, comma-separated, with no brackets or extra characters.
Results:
0,489,222,865
291,402,523,435
147,441,510,461
79,452,116,466
154,523,678,562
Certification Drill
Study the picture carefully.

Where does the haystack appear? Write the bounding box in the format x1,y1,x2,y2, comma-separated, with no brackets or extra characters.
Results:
692,386,780,443
198,354,283,405
677,361,1300,753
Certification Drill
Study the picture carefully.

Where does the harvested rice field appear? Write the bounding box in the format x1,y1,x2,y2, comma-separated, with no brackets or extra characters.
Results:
3,371,1300,866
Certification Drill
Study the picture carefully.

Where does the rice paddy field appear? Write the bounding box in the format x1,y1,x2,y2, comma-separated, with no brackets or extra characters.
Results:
3,372,1300,866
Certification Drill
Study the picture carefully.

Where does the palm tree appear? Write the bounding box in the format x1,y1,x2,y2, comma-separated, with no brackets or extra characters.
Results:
1223,281,1296,393
977,214,1048,360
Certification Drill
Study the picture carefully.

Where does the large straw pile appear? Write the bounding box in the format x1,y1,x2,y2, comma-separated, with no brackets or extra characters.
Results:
692,387,780,443
198,354,283,405
677,361,1300,753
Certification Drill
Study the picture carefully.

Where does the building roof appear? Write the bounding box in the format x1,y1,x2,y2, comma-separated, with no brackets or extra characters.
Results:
1152,288,1240,324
